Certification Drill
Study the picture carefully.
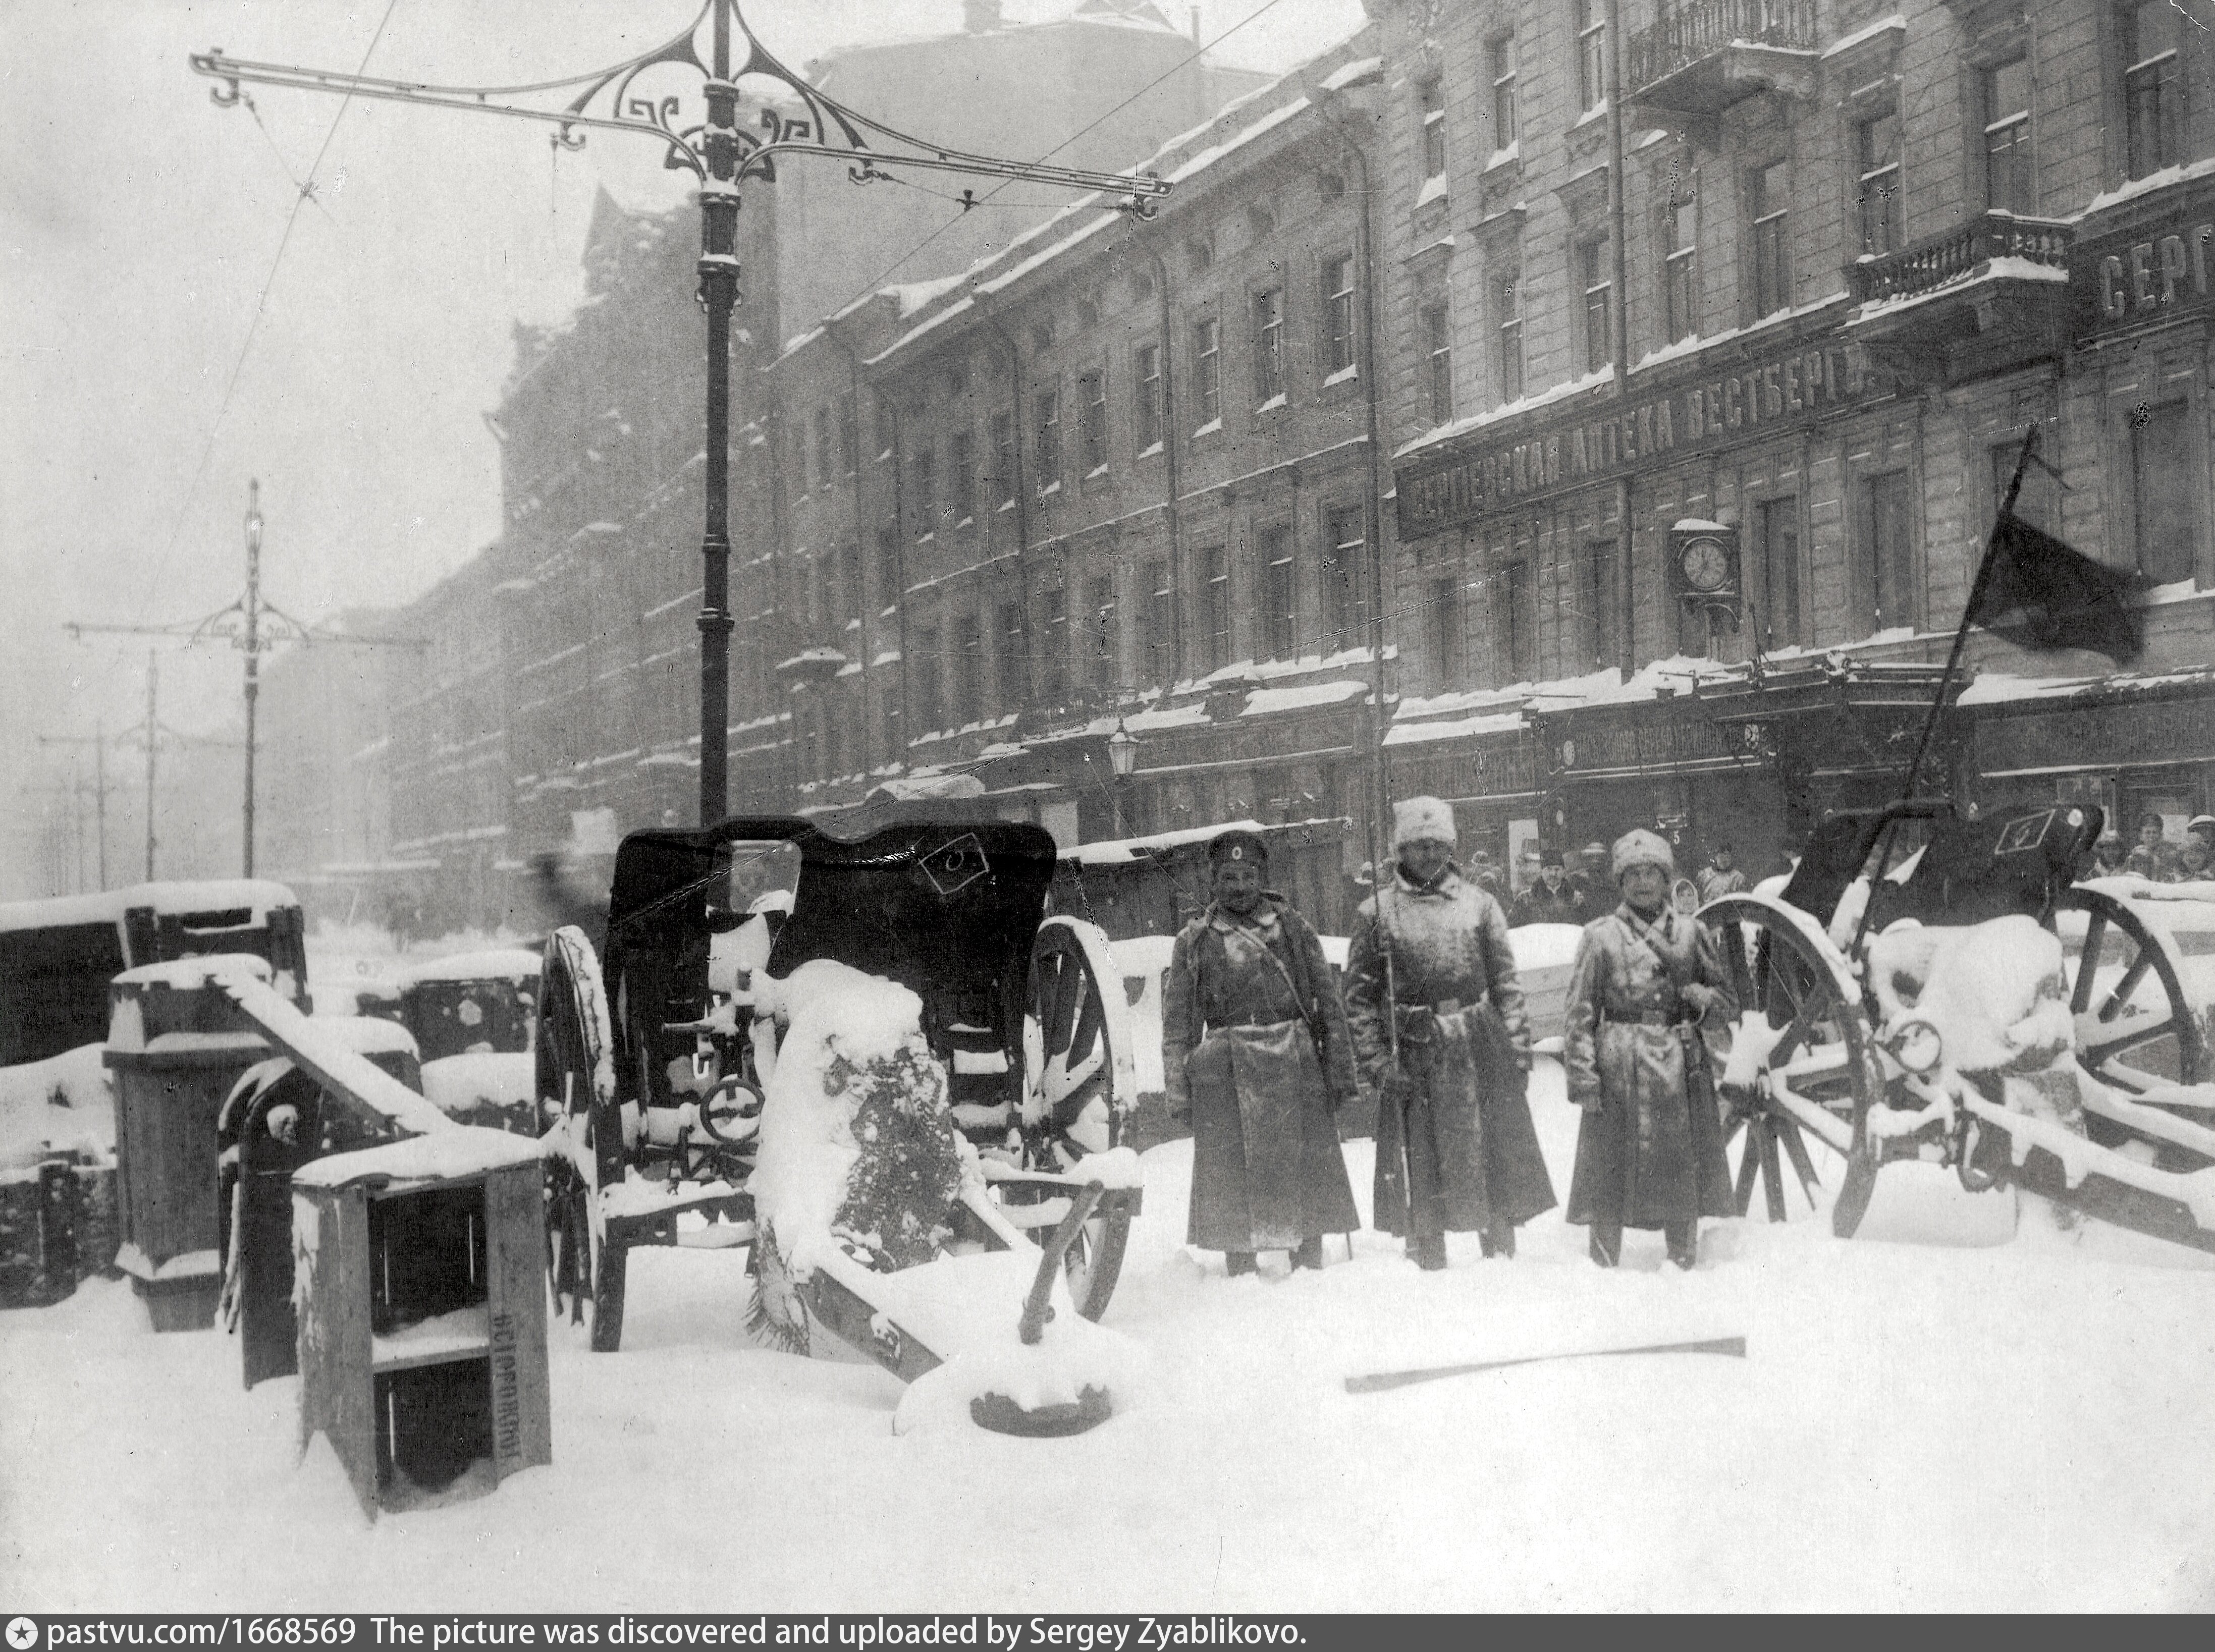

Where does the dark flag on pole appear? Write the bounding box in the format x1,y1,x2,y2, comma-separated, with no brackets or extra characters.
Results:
1966,509,2148,664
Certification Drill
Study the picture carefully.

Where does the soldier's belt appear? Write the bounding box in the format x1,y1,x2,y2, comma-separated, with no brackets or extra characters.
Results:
1603,1007,1683,1027
1393,995,1484,1042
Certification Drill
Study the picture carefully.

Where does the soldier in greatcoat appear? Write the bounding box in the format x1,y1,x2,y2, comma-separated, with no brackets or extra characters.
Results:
1162,830,1362,1275
1343,797,1556,1269
1563,829,1739,1269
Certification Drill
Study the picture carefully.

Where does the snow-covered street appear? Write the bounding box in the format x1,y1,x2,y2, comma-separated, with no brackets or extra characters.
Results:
6,1060,2211,1613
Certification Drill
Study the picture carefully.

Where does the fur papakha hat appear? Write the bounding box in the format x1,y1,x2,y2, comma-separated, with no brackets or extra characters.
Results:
1611,828,1676,882
1391,796,1457,851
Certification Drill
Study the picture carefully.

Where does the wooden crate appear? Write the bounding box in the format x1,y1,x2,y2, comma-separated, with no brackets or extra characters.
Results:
294,1153,550,1516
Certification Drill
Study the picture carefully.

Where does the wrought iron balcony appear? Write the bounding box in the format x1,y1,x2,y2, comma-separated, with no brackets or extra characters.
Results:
1627,0,1821,116
1849,210,2073,307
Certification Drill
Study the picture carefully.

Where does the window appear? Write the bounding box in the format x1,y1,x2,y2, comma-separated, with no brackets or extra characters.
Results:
1143,558,1174,680
812,408,832,491
1576,0,1607,114
873,399,894,462
1322,508,1366,652
950,430,975,525
1194,318,1222,426
1860,471,1915,634
1135,342,1163,451
1078,368,1109,473
955,611,983,726
2132,401,2196,583
1088,574,1117,692
1423,302,1454,426
1322,255,1357,376
881,695,902,758
824,704,844,781
1496,273,1524,404
914,625,941,733
1261,526,1296,660
1500,558,1533,682
1983,56,2033,213
839,541,862,625
1750,159,1792,318
990,410,1017,507
1432,575,1465,685
910,443,936,537
1756,499,1800,649
998,599,1027,707
1583,539,1615,669
1253,288,1285,404
1990,436,2059,531
1579,239,1612,374
1201,544,1231,671
1490,33,1518,152
1040,586,1069,703
838,394,859,476
1857,111,1901,256
875,525,900,610
1035,388,1061,490
792,418,812,493
1663,187,1697,343
2123,1,2185,179
1420,78,1446,178
947,359,969,399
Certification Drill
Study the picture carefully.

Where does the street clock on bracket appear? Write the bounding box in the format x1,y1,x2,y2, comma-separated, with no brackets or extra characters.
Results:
1667,520,1742,628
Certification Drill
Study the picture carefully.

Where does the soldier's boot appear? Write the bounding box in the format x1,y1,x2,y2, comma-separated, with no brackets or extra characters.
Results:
1665,1222,1698,1271
1224,1251,1259,1277
1290,1236,1325,1271
1587,1222,1622,1269
1407,1232,1448,1271
1478,1223,1516,1260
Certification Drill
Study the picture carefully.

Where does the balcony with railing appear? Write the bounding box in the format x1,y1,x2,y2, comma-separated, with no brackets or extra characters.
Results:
1627,0,1822,117
1847,210,2075,382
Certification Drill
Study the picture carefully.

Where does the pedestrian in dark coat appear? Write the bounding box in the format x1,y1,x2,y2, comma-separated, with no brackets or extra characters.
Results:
1563,830,1738,1269
1163,830,1362,1274
1509,846,1583,927
1344,797,1556,1269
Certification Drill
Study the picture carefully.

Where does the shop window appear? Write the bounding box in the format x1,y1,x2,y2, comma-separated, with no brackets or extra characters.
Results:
1750,159,1793,318
1261,526,1296,660
1490,33,1518,153
1583,539,1616,669
1499,558,1534,683
990,410,1017,508
1579,238,1612,374
1858,109,1901,257
1200,544,1231,671
1576,0,1606,114
1424,302,1454,426
1860,470,1915,634
1432,575,1465,686
1496,273,1524,404
1193,317,1222,428
1322,255,1357,377
1143,559,1174,681
2121,1,2185,180
1089,574,1118,693
1756,498,1801,649
1420,78,1446,179
1134,342,1163,452
1252,288,1285,405
1040,587,1069,704
1983,56,2034,214
1663,188,1697,344
2132,400,2197,584
1323,509,1367,652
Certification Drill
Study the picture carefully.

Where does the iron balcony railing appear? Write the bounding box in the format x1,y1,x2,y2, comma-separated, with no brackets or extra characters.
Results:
1627,0,1821,97
1850,210,2074,306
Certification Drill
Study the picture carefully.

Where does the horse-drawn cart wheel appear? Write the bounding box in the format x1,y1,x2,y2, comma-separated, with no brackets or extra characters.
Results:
2055,886,2204,1093
1021,916,1136,1320
538,925,628,1351
1701,895,1888,1238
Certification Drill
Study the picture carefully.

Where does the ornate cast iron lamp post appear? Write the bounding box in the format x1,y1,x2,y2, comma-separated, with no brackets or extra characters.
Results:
192,0,1169,824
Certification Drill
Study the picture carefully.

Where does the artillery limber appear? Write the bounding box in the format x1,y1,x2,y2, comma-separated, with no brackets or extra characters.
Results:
1705,797,2215,1251
535,815,1144,1400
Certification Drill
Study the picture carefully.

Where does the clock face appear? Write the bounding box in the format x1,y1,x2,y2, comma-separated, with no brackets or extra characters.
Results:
1680,536,1730,592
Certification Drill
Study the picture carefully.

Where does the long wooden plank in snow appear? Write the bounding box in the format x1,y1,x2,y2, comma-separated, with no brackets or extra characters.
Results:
213,971,455,1137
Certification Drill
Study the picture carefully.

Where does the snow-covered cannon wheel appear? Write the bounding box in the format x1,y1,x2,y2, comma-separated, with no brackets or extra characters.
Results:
1701,894,1888,1238
1018,916,1136,1320
2054,886,2204,1094
537,925,628,1351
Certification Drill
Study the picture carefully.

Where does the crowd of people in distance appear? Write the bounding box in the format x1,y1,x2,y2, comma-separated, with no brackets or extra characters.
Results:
1163,801,1739,1277
2087,812,2215,884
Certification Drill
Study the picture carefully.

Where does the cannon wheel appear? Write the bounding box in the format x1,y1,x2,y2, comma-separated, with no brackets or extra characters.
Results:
1701,895,1888,1238
1021,916,1137,1320
538,926,628,1351
2055,886,2204,1094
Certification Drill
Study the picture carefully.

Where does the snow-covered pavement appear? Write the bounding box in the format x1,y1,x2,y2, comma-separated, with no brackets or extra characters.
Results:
5,1063,2212,1612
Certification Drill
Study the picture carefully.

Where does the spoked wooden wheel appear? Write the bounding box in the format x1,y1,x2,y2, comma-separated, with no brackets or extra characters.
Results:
2055,886,2204,1094
1702,896,1888,1237
538,926,628,1351
1021,916,1137,1320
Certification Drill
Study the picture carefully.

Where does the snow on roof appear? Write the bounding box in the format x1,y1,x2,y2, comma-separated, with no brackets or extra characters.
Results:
1066,818,1270,865
1822,12,1906,57
1383,711,1526,747
0,880,299,937
1673,519,1728,534
889,273,969,318
1243,678,1368,718
1959,664,2215,706
291,1124,546,1191
396,948,542,986
1163,95,1311,185
1393,366,1615,461
1320,55,1383,90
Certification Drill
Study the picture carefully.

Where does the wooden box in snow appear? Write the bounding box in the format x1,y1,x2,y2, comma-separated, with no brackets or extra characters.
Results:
103,958,273,1331
292,1137,550,1517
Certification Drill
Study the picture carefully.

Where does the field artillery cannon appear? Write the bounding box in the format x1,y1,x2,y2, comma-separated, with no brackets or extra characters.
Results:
1702,798,2215,1251
535,815,1144,1392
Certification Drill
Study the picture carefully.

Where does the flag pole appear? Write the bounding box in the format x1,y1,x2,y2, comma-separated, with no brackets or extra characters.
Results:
1896,424,2040,802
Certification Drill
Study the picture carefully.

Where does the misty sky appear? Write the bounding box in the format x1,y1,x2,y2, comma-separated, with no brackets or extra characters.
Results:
0,0,1361,895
